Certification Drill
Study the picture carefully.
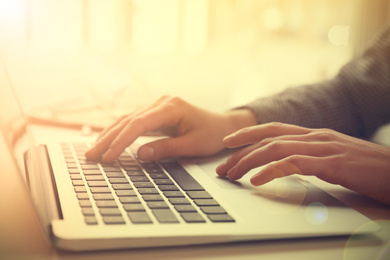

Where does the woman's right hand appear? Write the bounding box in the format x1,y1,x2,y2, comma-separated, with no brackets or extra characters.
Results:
85,96,257,162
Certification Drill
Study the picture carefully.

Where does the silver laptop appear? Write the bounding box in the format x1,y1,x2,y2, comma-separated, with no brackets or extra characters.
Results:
0,57,380,252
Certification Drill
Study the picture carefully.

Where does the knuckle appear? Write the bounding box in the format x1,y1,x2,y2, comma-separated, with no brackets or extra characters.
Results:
265,140,287,151
129,117,147,133
285,154,303,167
158,95,172,101
266,122,285,132
313,129,336,141
259,136,274,146
166,96,185,106
235,127,252,136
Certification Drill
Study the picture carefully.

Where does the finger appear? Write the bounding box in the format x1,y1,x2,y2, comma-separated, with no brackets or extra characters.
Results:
225,140,334,180
95,114,131,142
101,103,182,162
250,155,327,185
223,122,312,148
216,141,262,176
250,159,303,185
137,133,203,161
217,131,336,177
85,118,130,160
95,96,169,142
86,96,172,160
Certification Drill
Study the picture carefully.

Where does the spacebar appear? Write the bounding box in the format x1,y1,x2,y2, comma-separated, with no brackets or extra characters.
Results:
160,161,204,191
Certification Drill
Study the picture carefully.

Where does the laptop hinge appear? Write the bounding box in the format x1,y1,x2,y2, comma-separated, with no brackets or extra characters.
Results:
25,145,64,223
39,145,64,220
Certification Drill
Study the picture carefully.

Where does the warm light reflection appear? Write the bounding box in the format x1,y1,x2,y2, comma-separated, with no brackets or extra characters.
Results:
0,0,24,17
262,7,284,31
328,25,350,46
1,0,379,113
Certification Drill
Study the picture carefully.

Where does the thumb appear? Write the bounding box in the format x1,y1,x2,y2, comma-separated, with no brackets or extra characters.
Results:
137,137,193,161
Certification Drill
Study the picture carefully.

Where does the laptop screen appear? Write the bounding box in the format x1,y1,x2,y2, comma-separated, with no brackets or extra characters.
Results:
0,57,29,178
0,56,56,230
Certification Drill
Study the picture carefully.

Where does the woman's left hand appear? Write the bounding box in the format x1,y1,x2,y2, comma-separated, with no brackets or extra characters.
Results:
216,122,390,205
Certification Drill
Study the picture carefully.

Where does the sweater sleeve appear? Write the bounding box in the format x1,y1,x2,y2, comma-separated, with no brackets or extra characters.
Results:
240,26,390,139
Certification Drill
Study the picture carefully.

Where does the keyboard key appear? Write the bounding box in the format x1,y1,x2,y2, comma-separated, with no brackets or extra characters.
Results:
68,169,80,174
142,195,164,201
82,208,95,216
160,161,204,191
207,214,235,223
163,191,185,198
74,186,87,192
112,184,132,190
123,204,145,212
152,209,179,223
79,200,92,207
123,166,142,171
174,205,197,213
154,179,174,185
85,216,98,225
108,178,129,184
119,197,141,204
168,198,191,205
105,172,124,178
194,199,219,206
99,208,122,216
187,191,213,199
85,175,105,181
158,185,179,191
67,163,78,169
130,176,149,182
137,188,159,194
149,173,169,179
90,187,111,193
77,193,89,200
201,206,227,214
96,200,118,208
70,174,82,180
134,182,154,188
100,161,119,167
119,160,138,166
83,170,102,175
128,212,153,224
81,165,99,170
103,216,126,224
145,168,164,174
72,180,84,186
93,194,115,200
147,201,169,209
87,181,108,187
116,190,137,196
126,171,145,176
140,162,158,169
103,166,122,172
181,213,206,223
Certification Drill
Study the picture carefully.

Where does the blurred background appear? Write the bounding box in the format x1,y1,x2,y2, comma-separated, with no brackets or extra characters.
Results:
0,0,389,128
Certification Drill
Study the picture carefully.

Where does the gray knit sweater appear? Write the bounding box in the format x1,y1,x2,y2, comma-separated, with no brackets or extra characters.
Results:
242,26,390,139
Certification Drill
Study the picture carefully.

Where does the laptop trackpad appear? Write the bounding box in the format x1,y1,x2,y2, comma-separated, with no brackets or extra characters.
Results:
193,151,308,193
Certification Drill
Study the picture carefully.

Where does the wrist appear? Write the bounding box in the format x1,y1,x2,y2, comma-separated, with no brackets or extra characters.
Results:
225,108,257,134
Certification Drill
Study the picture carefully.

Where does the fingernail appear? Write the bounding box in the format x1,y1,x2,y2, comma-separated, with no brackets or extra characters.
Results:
250,175,261,186
215,161,226,176
227,167,237,180
223,134,234,143
138,146,154,161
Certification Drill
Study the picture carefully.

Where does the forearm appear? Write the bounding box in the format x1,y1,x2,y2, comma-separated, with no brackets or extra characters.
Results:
240,26,390,139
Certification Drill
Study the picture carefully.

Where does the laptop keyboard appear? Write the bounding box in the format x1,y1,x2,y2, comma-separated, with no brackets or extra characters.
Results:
61,142,235,225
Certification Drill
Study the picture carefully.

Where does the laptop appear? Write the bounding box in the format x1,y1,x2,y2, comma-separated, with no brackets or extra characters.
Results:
0,56,380,252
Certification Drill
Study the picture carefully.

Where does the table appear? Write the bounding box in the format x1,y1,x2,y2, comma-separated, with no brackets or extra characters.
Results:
1,125,389,260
